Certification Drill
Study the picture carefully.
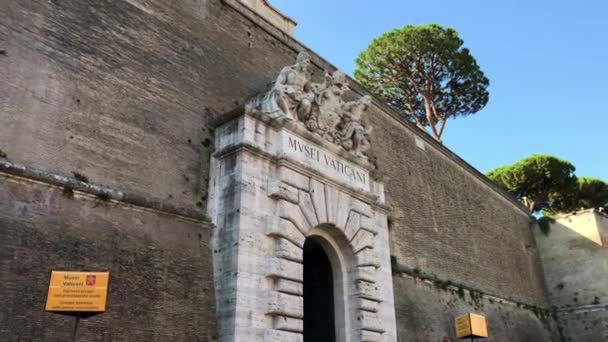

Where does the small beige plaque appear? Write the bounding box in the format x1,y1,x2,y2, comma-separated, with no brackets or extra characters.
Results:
455,313,488,339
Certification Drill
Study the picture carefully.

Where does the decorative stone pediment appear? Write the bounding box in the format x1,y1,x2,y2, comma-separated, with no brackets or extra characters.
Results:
246,52,374,163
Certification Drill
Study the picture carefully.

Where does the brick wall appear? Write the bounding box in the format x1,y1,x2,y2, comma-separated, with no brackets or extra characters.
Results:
368,108,547,305
0,173,216,341
392,274,558,341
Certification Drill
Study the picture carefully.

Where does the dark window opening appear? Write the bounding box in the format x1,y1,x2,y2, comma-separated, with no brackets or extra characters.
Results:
303,237,336,342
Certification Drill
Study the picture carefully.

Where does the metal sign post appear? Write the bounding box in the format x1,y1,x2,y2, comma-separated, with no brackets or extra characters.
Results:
72,316,80,342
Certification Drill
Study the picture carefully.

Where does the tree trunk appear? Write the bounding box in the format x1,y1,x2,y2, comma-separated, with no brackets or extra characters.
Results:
437,118,446,139
422,95,441,142
431,103,445,143
527,200,536,213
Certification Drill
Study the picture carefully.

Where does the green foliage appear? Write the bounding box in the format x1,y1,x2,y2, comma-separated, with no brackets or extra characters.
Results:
72,171,89,183
354,24,489,142
550,177,608,213
486,154,576,213
488,154,608,214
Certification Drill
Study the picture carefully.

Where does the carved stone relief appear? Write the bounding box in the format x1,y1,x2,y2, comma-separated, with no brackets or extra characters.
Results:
246,52,374,161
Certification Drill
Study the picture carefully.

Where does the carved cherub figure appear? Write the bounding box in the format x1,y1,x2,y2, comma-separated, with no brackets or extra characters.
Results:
337,95,373,158
300,71,330,130
314,70,349,141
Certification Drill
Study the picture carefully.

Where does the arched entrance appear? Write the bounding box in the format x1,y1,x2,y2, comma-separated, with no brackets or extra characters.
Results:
208,108,398,341
303,237,336,342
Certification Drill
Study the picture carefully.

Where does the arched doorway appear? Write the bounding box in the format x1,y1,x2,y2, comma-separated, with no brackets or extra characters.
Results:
303,237,336,342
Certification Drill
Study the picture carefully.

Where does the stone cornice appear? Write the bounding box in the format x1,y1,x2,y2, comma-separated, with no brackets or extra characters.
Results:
553,208,608,220
0,160,208,223
392,265,549,309
220,0,530,216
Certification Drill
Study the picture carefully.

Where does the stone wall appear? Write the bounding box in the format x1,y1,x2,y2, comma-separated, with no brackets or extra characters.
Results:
534,210,608,341
367,106,547,305
0,170,216,341
1,0,554,340
392,272,558,342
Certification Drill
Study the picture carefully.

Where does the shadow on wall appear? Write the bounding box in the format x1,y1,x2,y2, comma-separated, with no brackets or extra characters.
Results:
553,211,604,246
534,210,608,307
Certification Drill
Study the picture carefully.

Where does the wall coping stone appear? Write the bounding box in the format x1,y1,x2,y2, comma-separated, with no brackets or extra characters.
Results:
552,208,607,220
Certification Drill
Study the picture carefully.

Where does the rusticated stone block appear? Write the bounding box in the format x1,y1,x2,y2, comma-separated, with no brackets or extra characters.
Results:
359,329,383,342
351,229,375,254
267,292,303,318
267,218,306,248
355,246,380,268
278,200,310,235
344,211,362,242
275,278,303,296
360,214,378,235
309,179,327,223
278,166,309,191
354,266,377,283
351,198,373,218
355,280,381,302
273,315,303,333
298,189,319,227
263,329,303,342
275,238,303,263
267,257,303,282
358,311,385,333
358,298,379,313
268,180,299,203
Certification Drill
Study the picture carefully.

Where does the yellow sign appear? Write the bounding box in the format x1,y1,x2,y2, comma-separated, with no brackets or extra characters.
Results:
455,313,488,339
45,271,109,312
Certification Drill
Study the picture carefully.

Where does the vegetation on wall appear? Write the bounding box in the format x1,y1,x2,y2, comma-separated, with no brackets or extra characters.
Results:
354,24,489,143
72,171,89,183
487,154,608,215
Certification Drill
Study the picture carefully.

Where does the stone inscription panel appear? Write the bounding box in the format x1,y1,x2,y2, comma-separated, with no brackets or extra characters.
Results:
280,131,370,192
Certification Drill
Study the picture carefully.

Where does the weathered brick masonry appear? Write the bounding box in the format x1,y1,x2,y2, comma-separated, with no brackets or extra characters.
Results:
0,171,216,341
0,0,558,340
369,105,547,306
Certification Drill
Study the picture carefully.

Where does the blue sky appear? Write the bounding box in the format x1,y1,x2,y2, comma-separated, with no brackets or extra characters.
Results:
270,0,607,180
